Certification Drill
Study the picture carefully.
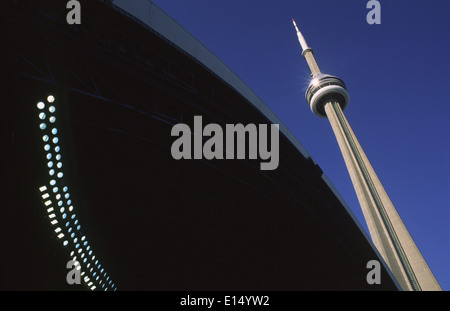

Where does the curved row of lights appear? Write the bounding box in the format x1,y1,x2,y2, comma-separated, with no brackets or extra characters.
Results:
37,95,117,291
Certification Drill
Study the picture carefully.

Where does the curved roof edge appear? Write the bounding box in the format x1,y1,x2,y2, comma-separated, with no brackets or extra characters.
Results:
112,0,311,159
111,0,399,288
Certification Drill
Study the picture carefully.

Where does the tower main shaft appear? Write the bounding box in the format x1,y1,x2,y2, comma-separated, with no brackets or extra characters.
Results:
292,20,441,291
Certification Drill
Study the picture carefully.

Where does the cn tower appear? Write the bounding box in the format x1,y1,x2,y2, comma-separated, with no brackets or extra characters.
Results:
292,19,441,291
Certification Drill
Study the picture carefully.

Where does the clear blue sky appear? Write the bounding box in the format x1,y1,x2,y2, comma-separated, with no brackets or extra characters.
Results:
150,0,450,290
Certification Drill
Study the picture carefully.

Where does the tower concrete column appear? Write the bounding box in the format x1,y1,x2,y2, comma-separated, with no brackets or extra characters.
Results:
324,101,441,291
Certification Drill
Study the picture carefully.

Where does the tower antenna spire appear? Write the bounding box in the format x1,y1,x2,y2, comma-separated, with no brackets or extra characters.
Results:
291,19,320,77
292,19,309,52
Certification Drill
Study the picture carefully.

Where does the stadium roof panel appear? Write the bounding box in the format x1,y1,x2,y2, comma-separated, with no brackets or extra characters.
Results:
111,0,385,266
113,0,311,159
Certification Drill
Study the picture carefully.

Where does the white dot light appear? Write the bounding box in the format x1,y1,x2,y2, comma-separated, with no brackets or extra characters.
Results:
38,100,115,290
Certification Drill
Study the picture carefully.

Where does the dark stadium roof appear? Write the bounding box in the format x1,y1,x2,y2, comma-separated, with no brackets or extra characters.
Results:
0,0,400,290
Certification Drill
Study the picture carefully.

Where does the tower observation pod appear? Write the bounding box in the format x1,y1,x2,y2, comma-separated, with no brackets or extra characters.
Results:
292,19,441,291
